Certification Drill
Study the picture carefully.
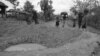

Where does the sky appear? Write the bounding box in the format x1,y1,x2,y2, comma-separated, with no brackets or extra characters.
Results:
1,0,75,14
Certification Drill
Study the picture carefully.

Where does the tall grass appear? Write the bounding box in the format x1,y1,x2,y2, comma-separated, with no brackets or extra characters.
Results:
0,18,82,51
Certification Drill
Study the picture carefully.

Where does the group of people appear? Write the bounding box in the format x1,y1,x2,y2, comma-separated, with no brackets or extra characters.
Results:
77,9,89,30
55,9,89,30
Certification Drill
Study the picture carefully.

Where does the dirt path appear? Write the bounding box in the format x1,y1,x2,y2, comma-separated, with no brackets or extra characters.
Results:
37,31,99,56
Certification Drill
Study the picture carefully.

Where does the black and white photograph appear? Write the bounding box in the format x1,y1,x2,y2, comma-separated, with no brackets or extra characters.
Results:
0,0,100,56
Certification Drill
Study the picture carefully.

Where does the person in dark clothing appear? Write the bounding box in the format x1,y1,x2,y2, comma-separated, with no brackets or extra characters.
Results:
55,16,60,27
32,11,39,24
82,9,89,30
78,12,84,28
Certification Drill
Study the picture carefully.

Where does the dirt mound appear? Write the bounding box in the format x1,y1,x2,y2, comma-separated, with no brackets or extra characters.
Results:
5,44,47,52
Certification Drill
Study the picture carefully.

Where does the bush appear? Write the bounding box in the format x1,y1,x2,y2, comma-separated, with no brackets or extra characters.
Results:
87,7,100,30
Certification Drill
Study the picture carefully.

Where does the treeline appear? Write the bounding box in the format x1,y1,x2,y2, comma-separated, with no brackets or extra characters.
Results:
6,0,55,22
69,0,100,30
4,0,100,30
87,7,100,30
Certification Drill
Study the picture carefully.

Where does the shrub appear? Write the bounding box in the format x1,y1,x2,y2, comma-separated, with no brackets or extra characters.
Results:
87,7,100,30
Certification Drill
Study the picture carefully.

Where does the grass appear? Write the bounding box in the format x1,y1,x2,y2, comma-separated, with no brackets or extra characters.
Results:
0,18,82,51
0,18,100,56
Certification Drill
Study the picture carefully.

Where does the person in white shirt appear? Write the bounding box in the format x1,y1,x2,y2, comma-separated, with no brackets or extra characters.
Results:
71,11,78,27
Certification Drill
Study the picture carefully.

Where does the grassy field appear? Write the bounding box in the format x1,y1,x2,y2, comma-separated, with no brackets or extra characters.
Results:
0,18,83,51
0,18,100,56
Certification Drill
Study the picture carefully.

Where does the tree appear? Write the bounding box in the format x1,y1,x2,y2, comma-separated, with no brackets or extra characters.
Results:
39,0,54,21
23,1,34,13
70,0,100,30
87,6,100,30
6,0,19,10
23,1,39,24
6,0,19,18
72,0,100,12
70,6,78,14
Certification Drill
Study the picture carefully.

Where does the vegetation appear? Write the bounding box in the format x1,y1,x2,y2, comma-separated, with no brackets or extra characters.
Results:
39,0,54,21
72,0,99,12
6,0,55,22
0,18,82,51
87,6,100,30
70,0,100,30
23,1,34,13
0,0,100,55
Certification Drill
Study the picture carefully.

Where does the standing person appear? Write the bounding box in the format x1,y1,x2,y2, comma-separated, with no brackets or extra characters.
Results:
32,10,39,24
78,12,84,28
82,9,89,30
71,11,78,27
55,16,60,27
61,12,68,27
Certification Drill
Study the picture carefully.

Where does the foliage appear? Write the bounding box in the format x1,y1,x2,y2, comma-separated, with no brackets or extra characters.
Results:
39,0,54,21
6,0,19,9
87,6,100,30
0,19,82,51
23,0,36,23
23,1,34,13
71,0,100,12
70,0,100,30
70,6,77,12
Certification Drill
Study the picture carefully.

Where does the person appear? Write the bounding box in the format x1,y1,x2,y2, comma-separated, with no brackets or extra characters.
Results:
32,11,39,24
71,11,78,27
61,12,68,27
78,12,84,28
55,16,60,27
82,9,89,30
